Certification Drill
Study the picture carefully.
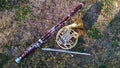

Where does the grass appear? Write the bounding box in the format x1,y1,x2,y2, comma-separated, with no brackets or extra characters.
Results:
24,40,32,47
14,5,32,25
99,64,106,68
0,0,10,10
87,27,102,39
72,37,86,52
101,0,114,16
104,59,118,68
0,0,18,11
0,53,11,68
3,44,10,49
111,41,118,48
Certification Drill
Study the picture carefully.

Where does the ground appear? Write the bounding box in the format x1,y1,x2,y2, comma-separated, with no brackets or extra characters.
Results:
0,0,120,68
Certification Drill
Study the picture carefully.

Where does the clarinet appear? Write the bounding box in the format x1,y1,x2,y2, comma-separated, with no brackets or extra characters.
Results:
15,3,84,63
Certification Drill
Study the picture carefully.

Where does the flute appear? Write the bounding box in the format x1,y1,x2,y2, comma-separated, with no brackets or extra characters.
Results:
15,3,84,63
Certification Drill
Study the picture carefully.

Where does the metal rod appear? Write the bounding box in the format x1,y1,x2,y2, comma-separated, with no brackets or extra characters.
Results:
42,48,91,56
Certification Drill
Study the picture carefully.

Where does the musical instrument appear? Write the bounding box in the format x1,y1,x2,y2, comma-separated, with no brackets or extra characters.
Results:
56,16,84,49
15,3,84,63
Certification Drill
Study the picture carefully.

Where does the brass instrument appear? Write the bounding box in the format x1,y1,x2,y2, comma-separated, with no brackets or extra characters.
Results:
56,16,84,49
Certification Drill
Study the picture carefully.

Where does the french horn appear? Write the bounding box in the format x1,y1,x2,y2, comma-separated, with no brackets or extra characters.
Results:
56,16,84,49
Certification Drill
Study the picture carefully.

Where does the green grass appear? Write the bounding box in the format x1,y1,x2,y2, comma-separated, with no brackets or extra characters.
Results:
111,41,118,48
87,27,102,39
0,0,10,10
14,5,32,25
0,0,18,11
3,44,10,49
0,53,11,68
99,64,107,68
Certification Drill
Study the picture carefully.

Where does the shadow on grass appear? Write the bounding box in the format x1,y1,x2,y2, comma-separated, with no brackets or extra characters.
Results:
82,1,103,30
102,10,120,50
72,1,103,51
107,10,120,41
0,53,11,68
93,10,120,68
105,10,120,49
